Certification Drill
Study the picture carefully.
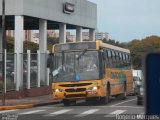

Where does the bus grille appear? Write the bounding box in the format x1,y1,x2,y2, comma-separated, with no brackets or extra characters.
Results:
59,83,92,87
65,94,87,98
65,88,86,92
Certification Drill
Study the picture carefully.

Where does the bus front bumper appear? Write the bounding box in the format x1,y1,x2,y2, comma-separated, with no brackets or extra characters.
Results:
52,90,102,100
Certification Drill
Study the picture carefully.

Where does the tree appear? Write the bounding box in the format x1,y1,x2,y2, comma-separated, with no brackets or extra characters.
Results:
47,37,59,52
47,37,59,45
6,36,14,53
127,36,160,69
24,41,39,53
6,36,39,53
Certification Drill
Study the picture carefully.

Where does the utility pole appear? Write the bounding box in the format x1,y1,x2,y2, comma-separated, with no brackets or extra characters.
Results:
2,0,6,106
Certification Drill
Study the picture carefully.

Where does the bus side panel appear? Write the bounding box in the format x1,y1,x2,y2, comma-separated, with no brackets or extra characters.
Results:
104,69,133,96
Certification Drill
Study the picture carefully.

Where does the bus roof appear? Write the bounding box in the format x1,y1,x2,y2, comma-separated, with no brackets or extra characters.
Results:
53,40,130,53
98,41,130,53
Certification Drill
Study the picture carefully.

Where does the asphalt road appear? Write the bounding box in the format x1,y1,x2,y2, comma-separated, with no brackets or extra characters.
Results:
0,96,144,120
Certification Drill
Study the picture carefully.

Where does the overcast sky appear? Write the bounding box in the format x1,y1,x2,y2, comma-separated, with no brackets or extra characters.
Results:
88,0,160,42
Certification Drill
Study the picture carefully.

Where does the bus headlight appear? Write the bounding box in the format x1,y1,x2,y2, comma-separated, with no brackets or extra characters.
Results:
92,86,98,90
87,86,98,91
53,89,64,92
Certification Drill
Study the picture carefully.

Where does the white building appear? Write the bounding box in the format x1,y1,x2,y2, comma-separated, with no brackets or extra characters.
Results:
95,32,109,40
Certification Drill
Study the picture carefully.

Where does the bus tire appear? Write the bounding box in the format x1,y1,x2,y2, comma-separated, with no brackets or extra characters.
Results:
121,81,127,100
63,99,71,106
101,83,110,104
86,98,97,104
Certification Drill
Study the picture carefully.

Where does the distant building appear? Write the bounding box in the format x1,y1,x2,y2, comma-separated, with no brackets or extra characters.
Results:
47,30,55,38
82,32,89,41
25,30,32,41
95,32,109,40
67,35,76,42
6,30,14,38
32,32,39,44
47,30,59,38
6,30,32,42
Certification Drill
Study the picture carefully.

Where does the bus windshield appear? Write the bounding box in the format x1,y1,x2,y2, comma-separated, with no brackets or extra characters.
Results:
52,50,99,82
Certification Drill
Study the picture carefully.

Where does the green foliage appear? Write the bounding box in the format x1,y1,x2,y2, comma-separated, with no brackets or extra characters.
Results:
6,36,59,53
6,36,39,53
127,35,160,69
47,37,59,45
6,36,14,52
47,37,59,52
103,38,128,48
24,41,39,53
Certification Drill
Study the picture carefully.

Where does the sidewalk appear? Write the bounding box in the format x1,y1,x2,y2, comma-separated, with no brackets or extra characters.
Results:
0,94,61,110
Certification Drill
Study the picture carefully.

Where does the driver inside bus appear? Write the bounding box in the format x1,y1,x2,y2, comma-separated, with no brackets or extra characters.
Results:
86,58,97,71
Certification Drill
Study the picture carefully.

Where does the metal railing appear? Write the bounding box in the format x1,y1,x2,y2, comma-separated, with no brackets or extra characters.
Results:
0,50,51,92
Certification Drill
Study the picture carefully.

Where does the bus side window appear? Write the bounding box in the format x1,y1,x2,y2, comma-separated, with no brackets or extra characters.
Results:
107,50,112,68
119,52,123,68
122,53,126,68
125,54,129,69
99,51,105,78
115,51,120,68
105,49,109,68
112,50,116,68
127,54,131,69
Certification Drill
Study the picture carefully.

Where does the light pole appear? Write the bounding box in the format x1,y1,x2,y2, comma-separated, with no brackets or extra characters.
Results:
2,0,6,106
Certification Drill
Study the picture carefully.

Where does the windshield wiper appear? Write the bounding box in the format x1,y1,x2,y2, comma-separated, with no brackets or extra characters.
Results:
76,49,87,60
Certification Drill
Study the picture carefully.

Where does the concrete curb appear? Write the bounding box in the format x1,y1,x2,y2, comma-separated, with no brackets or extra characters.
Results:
0,104,33,111
33,101,62,107
0,100,61,111
0,106,17,110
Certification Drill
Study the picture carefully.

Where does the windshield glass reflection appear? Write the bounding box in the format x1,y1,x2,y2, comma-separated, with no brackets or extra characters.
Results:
53,51,99,82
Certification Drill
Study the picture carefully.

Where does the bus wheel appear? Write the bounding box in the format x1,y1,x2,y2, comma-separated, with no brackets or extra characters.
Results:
121,89,127,100
101,95,109,104
122,82,127,100
86,98,97,104
118,83,127,100
63,99,71,106
101,84,110,104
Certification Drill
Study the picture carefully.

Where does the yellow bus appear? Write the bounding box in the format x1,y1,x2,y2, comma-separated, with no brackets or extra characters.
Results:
51,40,133,106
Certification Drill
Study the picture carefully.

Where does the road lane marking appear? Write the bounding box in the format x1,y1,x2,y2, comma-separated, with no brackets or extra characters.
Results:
47,109,72,116
104,110,126,117
110,98,136,106
20,110,45,115
39,107,52,109
0,110,18,114
108,106,143,109
75,109,99,117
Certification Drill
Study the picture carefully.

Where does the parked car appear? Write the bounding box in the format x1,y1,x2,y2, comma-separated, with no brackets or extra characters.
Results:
137,82,144,105
130,76,142,95
8,60,37,82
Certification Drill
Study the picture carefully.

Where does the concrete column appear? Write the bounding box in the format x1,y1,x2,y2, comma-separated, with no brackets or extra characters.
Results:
59,23,66,43
14,16,24,90
39,19,47,85
0,29,2,62
89,28,95,41
76,26,82,42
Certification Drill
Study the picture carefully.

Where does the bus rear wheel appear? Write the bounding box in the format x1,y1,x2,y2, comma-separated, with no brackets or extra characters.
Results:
117,82,127,100
100,94,109,104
